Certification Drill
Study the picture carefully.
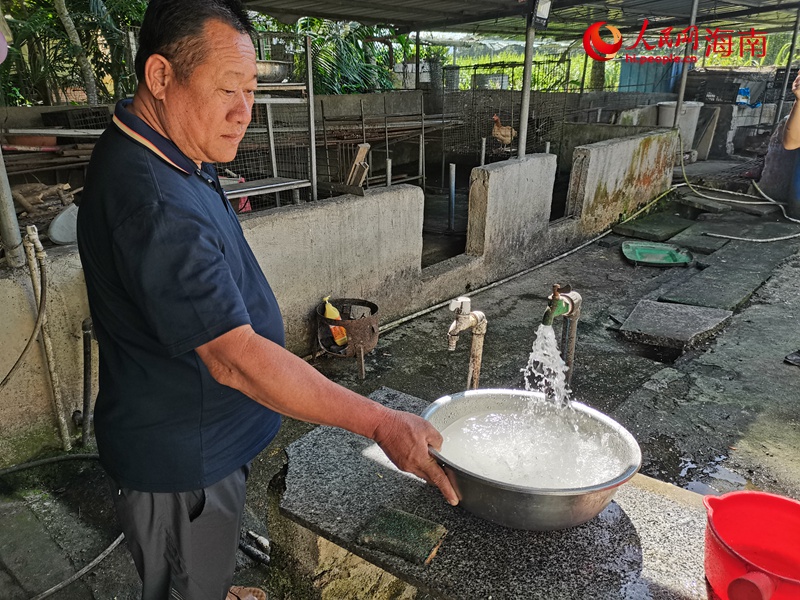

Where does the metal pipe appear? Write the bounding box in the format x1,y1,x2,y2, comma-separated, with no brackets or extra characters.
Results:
672,0,700,131
559,291,582,385
775,7,800,127
467,319,487,389
420,96,426,189
320,100,333,186
81,317,93,446
384,96,390,154
418,134,424,187
386,158,392,187
446,297,487,390
517,0,536,159
480,137,486,166
579,51,588,96
0,146,24,267
305,35,318,201
448,163,456,232
545,141,550,153
415,31,421,89
24,227,71,451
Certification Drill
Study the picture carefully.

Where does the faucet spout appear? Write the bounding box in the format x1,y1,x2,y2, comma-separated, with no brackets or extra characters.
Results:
542,284,572,326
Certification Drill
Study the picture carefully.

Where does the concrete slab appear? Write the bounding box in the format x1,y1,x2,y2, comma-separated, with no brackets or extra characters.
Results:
676,193,731,213
667,223,730,254
659,265,768,311
706,194,781,217
612,213,696,242
597,233,626,248
280,389,707,600
696,211,760,223
697,238,800,272
620,300,732,349
0,498,93,599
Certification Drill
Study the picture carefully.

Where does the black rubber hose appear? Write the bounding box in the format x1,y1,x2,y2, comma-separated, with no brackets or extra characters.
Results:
0,453,99,477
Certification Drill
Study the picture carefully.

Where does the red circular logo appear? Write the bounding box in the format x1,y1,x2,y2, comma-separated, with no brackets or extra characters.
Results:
583,22,623,61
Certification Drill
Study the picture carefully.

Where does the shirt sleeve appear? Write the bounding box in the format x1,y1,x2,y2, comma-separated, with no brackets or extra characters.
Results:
110,197,251,357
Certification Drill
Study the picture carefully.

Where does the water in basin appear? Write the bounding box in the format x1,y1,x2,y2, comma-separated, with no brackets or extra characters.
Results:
438,324,627,489
438,402,627,488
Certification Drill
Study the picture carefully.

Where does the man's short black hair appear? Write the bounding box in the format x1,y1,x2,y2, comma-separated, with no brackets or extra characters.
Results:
135,0,254,83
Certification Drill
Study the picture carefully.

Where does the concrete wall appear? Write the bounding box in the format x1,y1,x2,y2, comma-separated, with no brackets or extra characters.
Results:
559,123,666,173
0,138,674,464
709,103,777,158
568,129,678,233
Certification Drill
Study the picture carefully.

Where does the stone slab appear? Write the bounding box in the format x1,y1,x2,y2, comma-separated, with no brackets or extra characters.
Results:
667,223,730,254
676,193,731,213
597,233,626,248
697,238,800,272
659,265,768,311
696,211,759,223
612,213,696,242
620,300,732,349
0,498,93,599
693,190,781,217
281,388,707,600
733,203,782,217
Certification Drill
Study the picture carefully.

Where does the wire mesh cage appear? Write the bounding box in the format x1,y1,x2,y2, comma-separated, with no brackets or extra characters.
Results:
441,59,571,164
215,32,314,212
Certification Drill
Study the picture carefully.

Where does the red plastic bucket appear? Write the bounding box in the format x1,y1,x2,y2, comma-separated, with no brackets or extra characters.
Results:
704,491,800,600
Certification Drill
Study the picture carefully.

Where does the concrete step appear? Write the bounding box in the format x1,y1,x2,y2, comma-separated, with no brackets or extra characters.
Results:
619,299,732,349
697,238,800,272
658,265,769,311
612,212,695,242
676,192,731,214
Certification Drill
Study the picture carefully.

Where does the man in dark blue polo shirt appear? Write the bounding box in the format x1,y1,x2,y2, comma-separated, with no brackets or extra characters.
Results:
77,1,456,599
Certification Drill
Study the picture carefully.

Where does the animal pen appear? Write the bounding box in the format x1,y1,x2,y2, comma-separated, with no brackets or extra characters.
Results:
440,59,571,173
216,32,316,211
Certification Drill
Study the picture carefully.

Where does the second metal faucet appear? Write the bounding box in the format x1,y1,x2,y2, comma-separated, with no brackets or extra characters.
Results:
448,296,488,390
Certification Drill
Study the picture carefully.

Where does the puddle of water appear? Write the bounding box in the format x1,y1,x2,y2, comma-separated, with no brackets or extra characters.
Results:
685,481,719,495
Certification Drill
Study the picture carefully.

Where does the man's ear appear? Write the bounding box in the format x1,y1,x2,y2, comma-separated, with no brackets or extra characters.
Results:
143,54,173,101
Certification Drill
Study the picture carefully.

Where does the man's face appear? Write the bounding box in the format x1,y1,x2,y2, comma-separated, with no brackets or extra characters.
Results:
161,19,257,164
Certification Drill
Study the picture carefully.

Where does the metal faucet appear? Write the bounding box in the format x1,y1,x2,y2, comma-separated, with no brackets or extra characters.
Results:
448,296,488,390
541,284,582,385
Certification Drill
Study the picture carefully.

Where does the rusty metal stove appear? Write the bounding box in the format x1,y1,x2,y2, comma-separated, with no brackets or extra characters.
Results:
316,298,379,379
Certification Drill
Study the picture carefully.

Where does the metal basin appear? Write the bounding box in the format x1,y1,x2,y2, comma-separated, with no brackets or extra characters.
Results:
421,389,641,530
256,60,293,83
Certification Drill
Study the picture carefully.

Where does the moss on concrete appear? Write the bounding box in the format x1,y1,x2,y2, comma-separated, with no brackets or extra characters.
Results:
0,423,64,470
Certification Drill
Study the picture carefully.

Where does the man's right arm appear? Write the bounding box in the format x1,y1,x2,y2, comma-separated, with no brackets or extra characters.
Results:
195,324,459,506
783,73,800,150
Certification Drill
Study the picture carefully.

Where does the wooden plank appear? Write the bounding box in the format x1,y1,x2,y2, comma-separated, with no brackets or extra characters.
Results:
345,143,370,185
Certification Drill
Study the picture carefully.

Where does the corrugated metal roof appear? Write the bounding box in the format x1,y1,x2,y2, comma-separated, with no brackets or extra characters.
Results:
245,0,800,38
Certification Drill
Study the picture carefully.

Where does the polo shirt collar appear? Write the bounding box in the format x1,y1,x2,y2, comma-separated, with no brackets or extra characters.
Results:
112,99,196,175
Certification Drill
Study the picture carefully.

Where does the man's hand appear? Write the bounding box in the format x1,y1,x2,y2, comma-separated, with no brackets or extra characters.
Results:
371,410,459,506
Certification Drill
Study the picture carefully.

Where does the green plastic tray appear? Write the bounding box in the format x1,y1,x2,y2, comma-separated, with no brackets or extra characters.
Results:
621,241,693,267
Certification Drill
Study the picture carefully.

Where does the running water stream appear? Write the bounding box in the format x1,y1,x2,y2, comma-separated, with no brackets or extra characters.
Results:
437,324,627,489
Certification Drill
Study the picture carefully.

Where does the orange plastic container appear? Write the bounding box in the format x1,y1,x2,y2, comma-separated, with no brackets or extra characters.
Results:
704,491,800,600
